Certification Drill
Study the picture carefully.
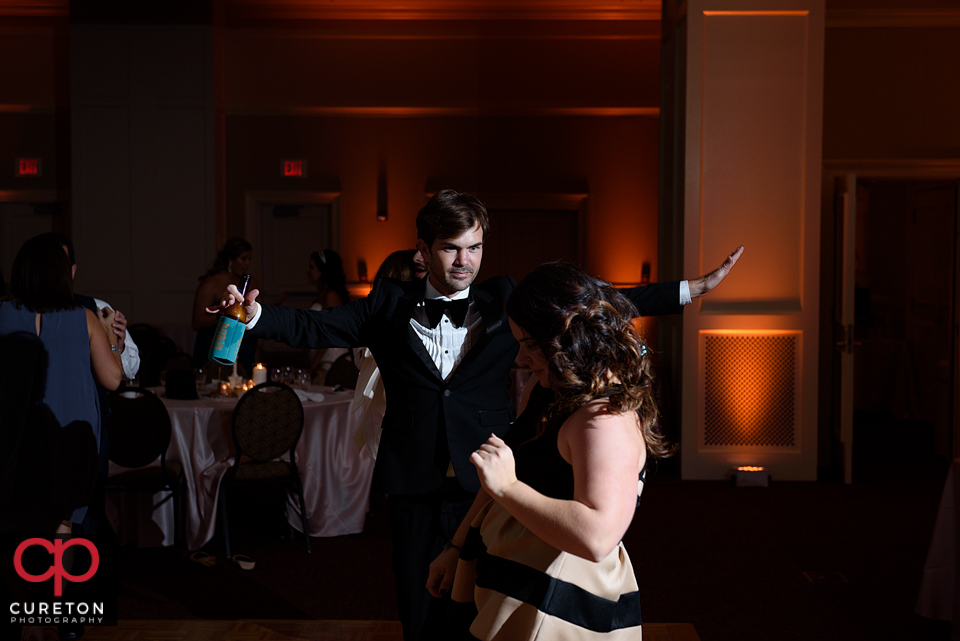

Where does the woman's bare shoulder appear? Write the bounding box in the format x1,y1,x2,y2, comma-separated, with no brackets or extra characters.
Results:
561,398,642,444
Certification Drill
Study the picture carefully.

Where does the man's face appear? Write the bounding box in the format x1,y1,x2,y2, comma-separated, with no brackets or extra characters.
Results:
417,222,483,297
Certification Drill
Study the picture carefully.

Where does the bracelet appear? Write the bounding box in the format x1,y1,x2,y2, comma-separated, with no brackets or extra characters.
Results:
443,540,462,553
110,344,119,352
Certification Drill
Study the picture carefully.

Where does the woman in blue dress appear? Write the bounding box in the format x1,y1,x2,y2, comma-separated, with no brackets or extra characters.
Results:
0,234,122,531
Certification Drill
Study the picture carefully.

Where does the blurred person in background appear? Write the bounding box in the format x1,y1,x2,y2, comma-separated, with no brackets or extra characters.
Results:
192,237,258,375
306,248,351,380
352,249,421,459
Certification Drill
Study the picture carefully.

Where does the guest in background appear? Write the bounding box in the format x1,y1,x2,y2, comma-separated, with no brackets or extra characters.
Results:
39,232,141,540
192,237,258,375
306,248,350,380
40,233,140,381
0,234,122,531
412,248,428,280
445,262,672,639
352,249,420,459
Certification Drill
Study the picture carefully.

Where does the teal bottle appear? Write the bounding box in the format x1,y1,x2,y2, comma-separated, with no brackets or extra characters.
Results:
208,274,251,366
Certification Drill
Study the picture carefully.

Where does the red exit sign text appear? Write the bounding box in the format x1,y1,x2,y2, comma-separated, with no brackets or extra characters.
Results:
16,158,41,177
282,160,306,178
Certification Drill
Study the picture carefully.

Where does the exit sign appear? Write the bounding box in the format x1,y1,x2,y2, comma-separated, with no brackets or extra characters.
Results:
282,160,306,178
16,158,41,177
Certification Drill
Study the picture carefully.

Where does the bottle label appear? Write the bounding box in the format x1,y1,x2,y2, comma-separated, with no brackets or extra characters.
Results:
209,316,245,365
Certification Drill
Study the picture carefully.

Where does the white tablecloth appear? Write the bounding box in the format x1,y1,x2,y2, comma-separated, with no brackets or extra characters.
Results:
106,386,374,550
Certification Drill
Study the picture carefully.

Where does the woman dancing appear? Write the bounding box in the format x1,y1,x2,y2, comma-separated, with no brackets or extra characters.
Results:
433,262,673,640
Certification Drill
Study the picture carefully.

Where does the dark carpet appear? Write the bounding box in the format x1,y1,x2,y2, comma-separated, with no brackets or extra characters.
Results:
113,416,952,641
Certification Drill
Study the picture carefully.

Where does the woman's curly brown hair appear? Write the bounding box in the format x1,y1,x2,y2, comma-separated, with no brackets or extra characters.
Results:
506,262,674,459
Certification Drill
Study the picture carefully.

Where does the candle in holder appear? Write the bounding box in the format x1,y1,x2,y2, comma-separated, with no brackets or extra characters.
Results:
253,362,267,385
228,359,244,389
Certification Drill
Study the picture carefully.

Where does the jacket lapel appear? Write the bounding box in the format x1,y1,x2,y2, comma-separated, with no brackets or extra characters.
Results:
450,286,505,378
391,281,444,381
472,286,502,336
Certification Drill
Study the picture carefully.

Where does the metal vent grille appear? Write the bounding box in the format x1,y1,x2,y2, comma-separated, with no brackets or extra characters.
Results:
703,333,798,448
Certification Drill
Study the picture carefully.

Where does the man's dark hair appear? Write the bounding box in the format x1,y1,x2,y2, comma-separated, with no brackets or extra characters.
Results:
416,189,490,247
10,234,77,313
36,232,75,266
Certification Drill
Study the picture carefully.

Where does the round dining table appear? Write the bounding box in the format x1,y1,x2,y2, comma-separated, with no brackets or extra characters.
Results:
106,385,374,551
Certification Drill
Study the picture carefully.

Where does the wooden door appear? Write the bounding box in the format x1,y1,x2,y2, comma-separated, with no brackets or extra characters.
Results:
836,174,856,484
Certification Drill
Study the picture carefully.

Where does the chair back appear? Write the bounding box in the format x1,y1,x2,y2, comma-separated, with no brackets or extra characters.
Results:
231,382,304,462
325,352,360,389
106,387,172,469
130,323,178,387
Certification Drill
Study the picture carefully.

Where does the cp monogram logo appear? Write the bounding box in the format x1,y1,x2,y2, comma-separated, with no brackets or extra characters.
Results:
13,538,100,597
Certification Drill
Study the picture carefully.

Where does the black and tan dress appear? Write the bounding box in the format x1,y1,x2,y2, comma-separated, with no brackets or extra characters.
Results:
456,383,645,640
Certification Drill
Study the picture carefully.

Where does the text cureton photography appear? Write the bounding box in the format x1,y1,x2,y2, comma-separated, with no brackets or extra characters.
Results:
2,535,117,630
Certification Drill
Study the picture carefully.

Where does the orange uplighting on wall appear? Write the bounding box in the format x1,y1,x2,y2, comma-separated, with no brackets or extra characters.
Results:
701,330,800,450
346,282,373,300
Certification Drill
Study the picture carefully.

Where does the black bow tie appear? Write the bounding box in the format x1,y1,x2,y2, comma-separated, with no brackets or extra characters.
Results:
424,298,470,329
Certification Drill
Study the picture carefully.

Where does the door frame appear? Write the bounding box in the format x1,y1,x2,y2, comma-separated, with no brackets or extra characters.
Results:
243,190,342,286
820,159,960,469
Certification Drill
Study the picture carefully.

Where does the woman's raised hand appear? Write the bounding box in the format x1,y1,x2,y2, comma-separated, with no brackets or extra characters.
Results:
470,434,517,499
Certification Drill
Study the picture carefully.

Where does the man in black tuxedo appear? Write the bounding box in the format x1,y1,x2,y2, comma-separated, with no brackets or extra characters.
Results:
222,189,741,640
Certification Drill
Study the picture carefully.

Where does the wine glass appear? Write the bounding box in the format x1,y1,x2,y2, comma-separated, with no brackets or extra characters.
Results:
295,368,309,390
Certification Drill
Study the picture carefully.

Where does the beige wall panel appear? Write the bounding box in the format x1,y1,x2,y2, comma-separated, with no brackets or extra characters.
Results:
144,28,207,100
72,105,131,290
71,26,129,98
130,107,210,301
682,1,824,481
700,14,807,312
71,25,214,328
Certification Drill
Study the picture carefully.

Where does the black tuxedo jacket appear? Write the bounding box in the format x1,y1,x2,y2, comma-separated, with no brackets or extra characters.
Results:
249,275,682,495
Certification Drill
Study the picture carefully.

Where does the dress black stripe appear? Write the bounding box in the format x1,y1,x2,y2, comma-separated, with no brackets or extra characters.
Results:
475,552,642,633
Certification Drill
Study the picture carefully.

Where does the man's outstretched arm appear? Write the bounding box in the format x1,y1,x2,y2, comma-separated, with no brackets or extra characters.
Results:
688,245,744,298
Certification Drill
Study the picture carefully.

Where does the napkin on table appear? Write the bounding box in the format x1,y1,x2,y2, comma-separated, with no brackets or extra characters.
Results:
294,389,325,403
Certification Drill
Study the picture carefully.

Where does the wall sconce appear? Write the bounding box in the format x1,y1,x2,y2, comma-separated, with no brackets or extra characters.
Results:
376,159,387,221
